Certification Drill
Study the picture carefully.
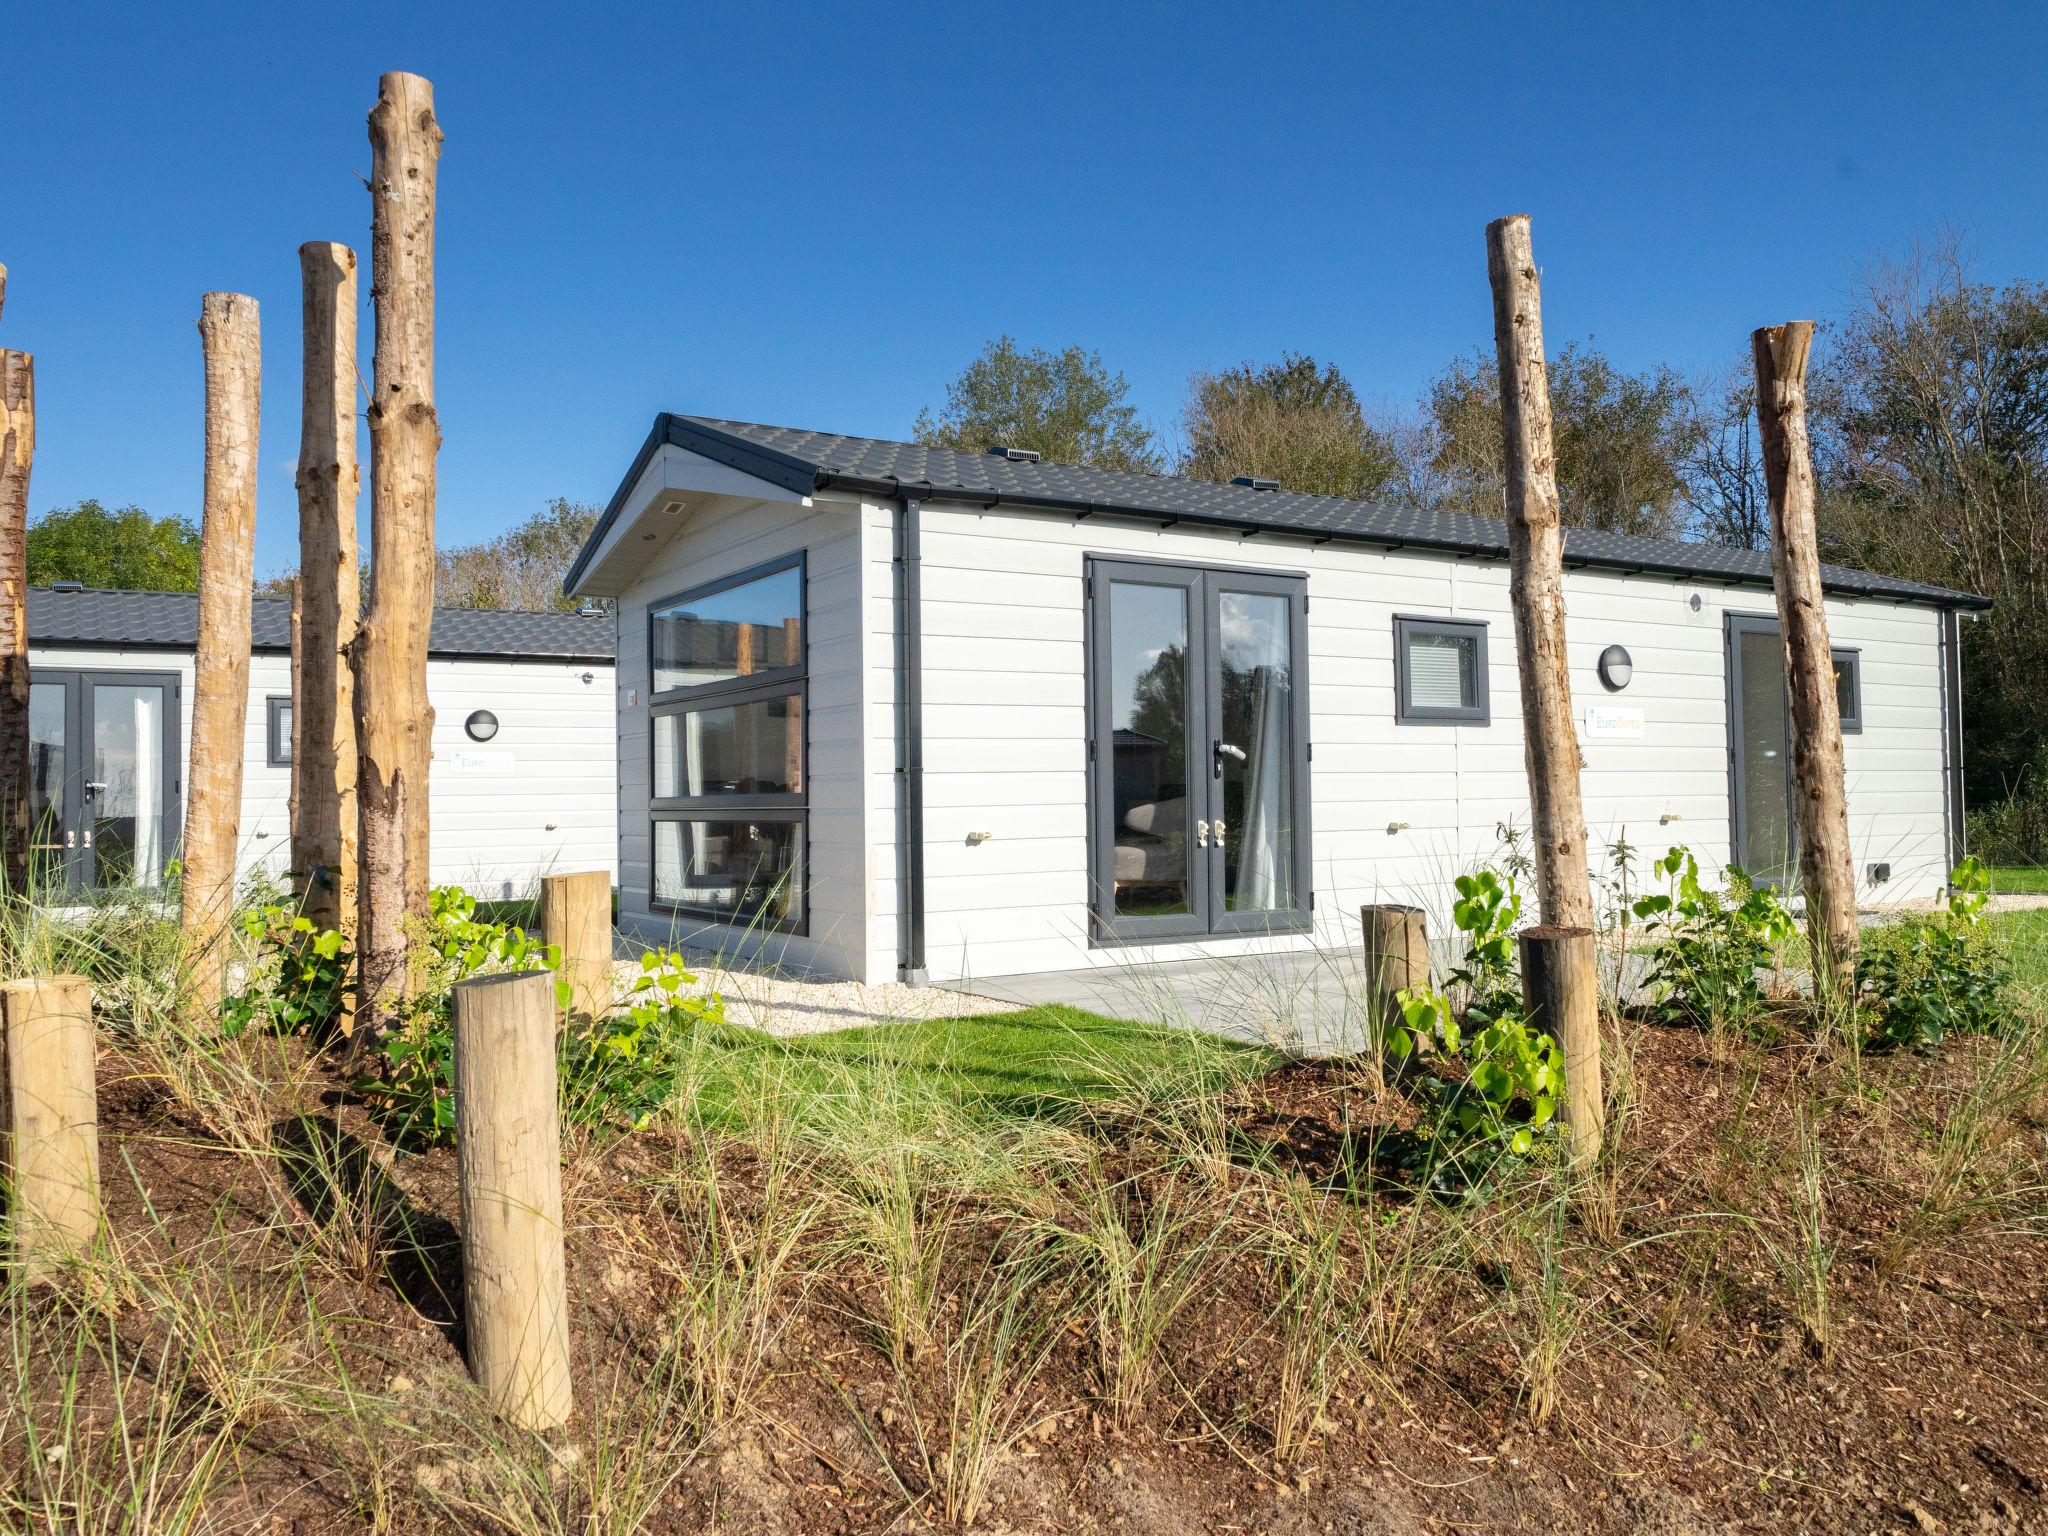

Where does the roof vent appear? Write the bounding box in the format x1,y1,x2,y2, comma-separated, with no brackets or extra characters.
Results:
1231,476,1282,492
988,444,1041,463
576,601,605,617
49,580,84,593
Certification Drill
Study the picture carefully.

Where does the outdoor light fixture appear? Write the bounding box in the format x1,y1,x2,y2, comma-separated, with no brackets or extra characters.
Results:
465,709,500,742
1597,644,1634,692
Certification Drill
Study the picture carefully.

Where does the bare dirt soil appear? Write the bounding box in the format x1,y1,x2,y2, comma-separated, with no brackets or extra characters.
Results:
12,1021,2047,1535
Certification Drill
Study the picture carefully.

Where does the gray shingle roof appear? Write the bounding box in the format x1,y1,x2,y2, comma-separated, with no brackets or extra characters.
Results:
567,413,1989,611
28,587,615,662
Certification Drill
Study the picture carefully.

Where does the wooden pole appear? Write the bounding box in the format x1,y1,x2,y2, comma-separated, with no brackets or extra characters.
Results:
2,974,100,1279
295,242,360,941
452,968,573,1430
1484,214,1594,930
1359,903,1427,1085
181,293,260,1021
1517,926,1603,1163
0,261,32,901
288,577,302,870
355,73,442,1030
540,869,612,1021
1753,322,1858,997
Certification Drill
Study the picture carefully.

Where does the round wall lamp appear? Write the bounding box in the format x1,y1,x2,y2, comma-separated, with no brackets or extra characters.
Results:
1597,644,1634,692
465,709,500,742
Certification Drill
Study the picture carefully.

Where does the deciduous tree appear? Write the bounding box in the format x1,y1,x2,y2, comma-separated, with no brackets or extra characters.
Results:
1181,352,1399,499
26,501,201,591
915,337,1161,471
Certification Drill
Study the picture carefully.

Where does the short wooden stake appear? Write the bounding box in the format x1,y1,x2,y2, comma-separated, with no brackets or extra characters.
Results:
540,870,612,1021
1517,926,1603,1164
452,968,572,1430
1360,904,1428,1085
2,975,100,1279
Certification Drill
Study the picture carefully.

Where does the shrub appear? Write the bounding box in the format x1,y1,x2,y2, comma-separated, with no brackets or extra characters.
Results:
560,949,727,1130
1446,867,1522,1023
219,905,352,1039
1630,849,1794,1035
1858,857,2011,1051
1965,749,2048,867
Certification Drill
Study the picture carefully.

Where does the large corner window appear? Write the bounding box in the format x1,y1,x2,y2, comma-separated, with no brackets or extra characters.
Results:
1394,615,1490,724
648,555,806,931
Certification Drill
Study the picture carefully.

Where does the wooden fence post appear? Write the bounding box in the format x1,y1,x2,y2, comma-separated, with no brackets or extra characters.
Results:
0,262,34,902
1753,321,1859,997
1484,214,1595,932
452,968,572,1430
294,241,361,943
1359,904,1427,1084
181,293,260,1021
541,870,612,1021
355,72,443,1032
1518,927,1603,1163
2,974,100,1279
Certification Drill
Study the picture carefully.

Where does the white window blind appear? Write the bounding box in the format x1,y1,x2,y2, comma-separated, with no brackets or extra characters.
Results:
1407,630,1475,710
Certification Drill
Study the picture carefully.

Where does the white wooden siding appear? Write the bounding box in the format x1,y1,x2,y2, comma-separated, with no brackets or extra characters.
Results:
28,644,616,900
612,492,870,978
863,503,1954,986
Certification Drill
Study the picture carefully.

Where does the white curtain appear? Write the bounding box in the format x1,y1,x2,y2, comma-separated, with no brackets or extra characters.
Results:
1235,665,1292,910
131,691,162,888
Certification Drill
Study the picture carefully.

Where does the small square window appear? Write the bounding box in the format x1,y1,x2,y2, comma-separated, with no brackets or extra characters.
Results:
1832,648,1862,733
266,696,292,767
1395,616,1490,724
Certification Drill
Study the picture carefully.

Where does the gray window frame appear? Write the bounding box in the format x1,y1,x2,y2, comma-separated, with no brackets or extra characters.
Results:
1833,647,1863,733
1083,554,1314,947
24,667,184,893
1393,614,1491,725
645,552,809,935
266,695,292,768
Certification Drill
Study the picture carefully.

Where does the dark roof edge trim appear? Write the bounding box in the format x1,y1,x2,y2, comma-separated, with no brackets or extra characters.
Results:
29,636,616,666
813,471,1994,612
562,414,829,596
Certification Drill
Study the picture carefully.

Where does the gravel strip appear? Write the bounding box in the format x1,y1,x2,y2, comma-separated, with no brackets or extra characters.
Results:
611,956,1022,1038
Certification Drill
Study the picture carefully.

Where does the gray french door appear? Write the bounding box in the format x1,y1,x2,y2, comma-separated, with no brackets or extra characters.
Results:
1725,615,1798,887
27,669,182,894
1087,558,1311,944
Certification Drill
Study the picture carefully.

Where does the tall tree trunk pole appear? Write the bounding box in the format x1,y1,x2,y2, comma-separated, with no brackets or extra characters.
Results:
181,294,260,1021
355,73,441,1031
1753,322,1858,997
1485,214,1594,930
0,262,33,902
295,242,360,941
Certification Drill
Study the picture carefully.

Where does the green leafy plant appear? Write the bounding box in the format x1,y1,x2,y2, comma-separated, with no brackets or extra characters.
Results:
1447,867,1522,1023
1389,984,1561,1161
560,948,727,1130
354,888,563,1147
1630,848,1794,1035
219,905,351,1039
1858,857,2011,1051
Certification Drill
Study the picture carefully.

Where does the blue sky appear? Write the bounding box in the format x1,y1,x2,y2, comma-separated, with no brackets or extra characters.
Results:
8,1,2046,580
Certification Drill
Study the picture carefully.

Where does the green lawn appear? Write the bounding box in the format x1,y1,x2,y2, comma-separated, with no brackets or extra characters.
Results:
669,1003,1276,1135
1988,908,2048,995
1988,865,2048,895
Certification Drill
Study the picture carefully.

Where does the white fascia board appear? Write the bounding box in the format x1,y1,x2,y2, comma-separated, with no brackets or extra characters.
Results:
574,444,813,597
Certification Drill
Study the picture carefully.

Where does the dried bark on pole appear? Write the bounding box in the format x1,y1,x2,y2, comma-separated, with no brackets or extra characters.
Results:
1485,214,1594,931
1359,903,1427,1086
2,974,101,1280
0,261,32,902
452,968,574,1430
181,293,260,1021
1753,322,1859,997
541,869,612,1021
355,73,442,1030
295,242,361,941
1518,927,1603,1162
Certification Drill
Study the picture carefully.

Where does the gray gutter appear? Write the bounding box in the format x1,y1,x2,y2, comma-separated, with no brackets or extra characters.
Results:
893,496,928,983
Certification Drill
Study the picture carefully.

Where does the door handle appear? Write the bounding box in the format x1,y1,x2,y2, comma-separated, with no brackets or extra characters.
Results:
85,780,107,796
1196,820,1210,848
1213,740,1246,776
1215,818,1227,849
